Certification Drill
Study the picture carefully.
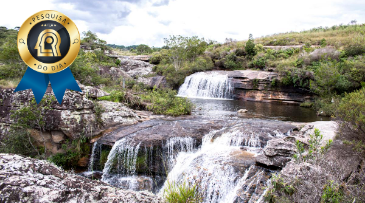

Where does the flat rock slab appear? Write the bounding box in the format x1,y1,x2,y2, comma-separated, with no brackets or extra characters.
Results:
98,118,297,148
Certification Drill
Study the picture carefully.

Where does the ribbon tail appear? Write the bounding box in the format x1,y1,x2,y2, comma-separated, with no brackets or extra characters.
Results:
14,67,49,104
48,67,82,104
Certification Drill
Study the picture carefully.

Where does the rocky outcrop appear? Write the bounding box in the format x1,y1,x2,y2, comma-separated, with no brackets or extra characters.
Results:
118,57,154,78
98,118,296,148
0,153,162,203
98,66,133,81
228,70,313,104
137,76,169,89
256,138,297,169
0,84,140,154
256,121,337,169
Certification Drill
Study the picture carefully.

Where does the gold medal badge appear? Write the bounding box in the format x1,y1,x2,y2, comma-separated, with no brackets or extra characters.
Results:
17,10,80,74
15,10,82,104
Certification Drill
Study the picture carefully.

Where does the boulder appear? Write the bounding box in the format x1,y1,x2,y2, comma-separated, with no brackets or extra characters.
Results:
256,138,297,169
51,131,66,143
263,138,297,157
118,57,154,78
137,75,169,89
0,154,162,202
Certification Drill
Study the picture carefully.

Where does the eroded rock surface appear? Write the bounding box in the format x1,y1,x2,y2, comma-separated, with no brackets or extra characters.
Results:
0,85,140,154
256,121,337,169
0,154,162,203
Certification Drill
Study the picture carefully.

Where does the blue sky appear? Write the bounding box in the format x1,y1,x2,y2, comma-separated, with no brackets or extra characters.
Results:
1,0,364,46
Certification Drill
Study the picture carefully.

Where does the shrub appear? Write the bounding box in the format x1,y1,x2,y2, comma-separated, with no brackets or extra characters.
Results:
250,56,266,69
300,101,313,108
0,129,39,157
293,128,332,163
336,87,365,135
163,181,203,203
245,34,256,57
150,52,162,64
141,89,193,116
223,52,241,69
321,181,343,203
48,137,89,169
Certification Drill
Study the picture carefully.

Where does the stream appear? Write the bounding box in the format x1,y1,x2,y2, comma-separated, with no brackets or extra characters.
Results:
83,71,329,202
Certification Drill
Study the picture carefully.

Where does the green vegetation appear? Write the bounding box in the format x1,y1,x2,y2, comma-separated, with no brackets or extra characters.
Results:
293,128,332,163
141,88,193,116
48,136,90,169
266,129,333,202
2,96,55,157
98,87,193,116
163,181,203,203
321,181,343,203
337,87,365,135
152,35,213,88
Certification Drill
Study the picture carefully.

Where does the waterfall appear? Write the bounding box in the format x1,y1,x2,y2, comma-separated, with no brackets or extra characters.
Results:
159,125,271,202
100,136,198,192
102,138,141,185
88,141,101,171
177,72,233,99
165,137,196,169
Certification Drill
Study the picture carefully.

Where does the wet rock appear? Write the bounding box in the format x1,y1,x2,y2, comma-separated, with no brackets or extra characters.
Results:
0,154,162,203
79,171,104,180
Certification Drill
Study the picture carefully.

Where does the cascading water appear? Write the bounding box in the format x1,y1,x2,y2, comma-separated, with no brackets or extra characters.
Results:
88,141,102,171
165,137,196,169
100,136,198,192
101,138,143,189
177,72,233,99
159,125,272,203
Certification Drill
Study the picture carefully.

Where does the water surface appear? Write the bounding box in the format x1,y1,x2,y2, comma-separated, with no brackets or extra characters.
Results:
190,98,330,122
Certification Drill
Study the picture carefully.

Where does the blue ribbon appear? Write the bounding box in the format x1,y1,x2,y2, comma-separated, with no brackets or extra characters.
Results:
14,67,82,104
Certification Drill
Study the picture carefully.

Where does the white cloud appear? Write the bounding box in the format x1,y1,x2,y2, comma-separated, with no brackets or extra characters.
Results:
1,0,364,47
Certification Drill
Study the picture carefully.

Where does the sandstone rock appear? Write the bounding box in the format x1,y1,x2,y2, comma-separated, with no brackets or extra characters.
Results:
299,121,338,145
0,154,162,202
51,145,65,154
263,138,297,157
98,66,133,81
51,131,66,143
0,86,140,141
137,75,169,89
256,138,297,169
256,154,292,169
28,129,52,143
78,82,110,99
118,57,154,78
98,100,139,127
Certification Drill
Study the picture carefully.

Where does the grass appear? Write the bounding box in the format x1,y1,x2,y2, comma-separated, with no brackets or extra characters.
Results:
111,48,137,56
256,24,365,48
163,181,203,203
0,78,21,88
